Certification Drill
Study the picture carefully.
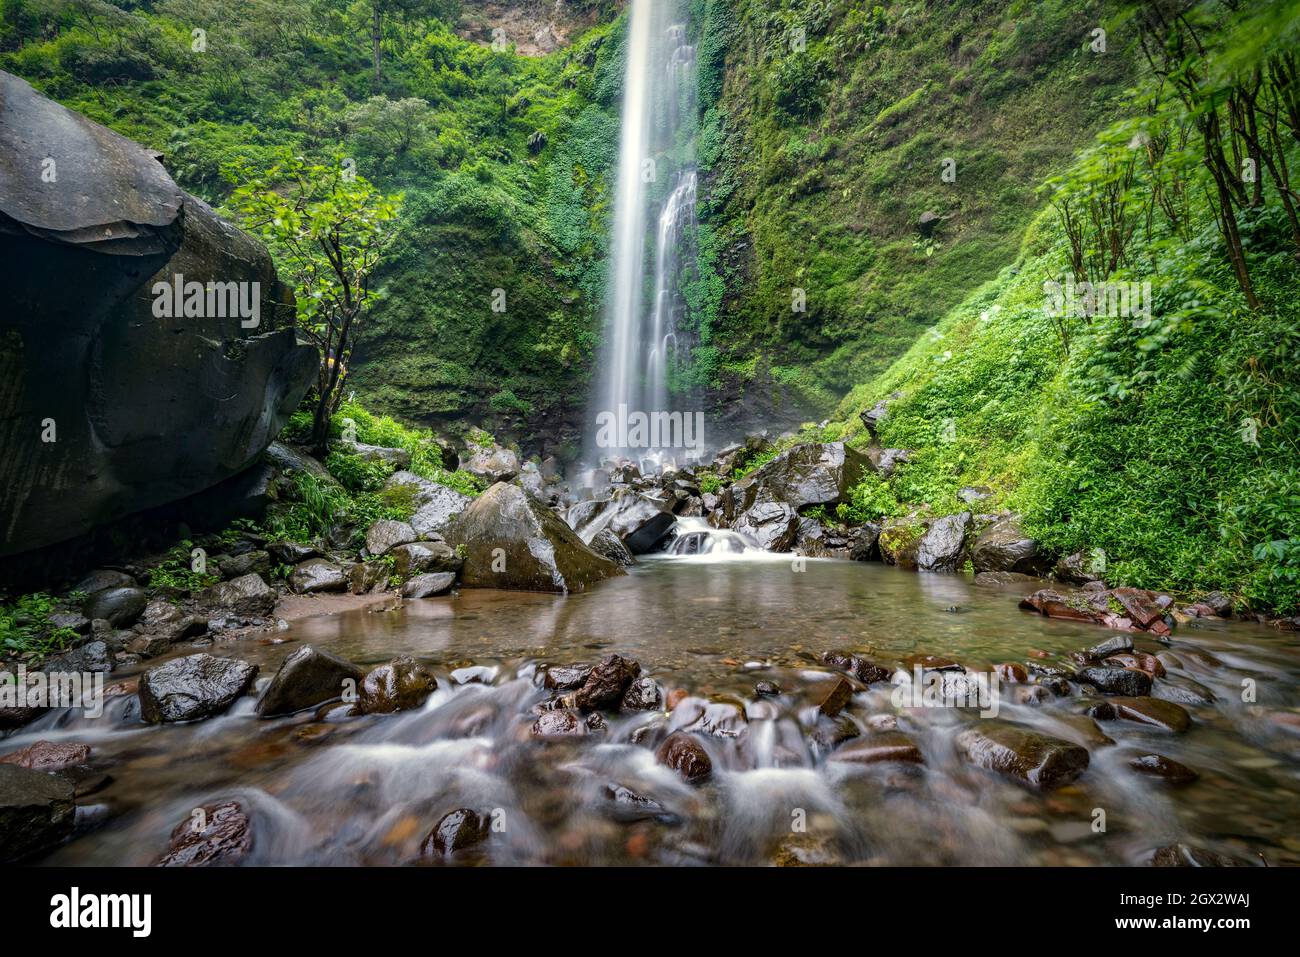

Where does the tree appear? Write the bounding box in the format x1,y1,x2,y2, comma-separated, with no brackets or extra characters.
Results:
368,0,461,92
225,151,402,452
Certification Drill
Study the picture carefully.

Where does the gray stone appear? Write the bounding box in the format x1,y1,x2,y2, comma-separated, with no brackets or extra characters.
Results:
401,572,456,599
971,516,1042,574
0,764,76,863
139,653,259,723
81,587,147,628
288,559,348,594
916,512,972,571
257,645,363,717
365,519,417,557
201,573,277,617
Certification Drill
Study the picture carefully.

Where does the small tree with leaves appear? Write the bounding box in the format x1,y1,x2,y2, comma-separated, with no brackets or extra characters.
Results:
225,151,401,452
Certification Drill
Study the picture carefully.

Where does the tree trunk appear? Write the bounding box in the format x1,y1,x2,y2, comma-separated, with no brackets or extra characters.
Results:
372,6,382,92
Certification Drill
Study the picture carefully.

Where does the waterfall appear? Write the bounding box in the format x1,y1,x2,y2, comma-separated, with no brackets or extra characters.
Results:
590,0,698,470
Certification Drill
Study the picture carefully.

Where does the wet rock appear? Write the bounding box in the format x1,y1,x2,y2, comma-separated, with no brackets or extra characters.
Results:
0,708,46,731
969,516,1042,574
810,714,861,749
655,731,712,782
755,680,782,697
0,764,76,862
848,523,882,562
449,666,497,685
829,731,924,765
955,720,1090,790
1201,591,1233,617
1096,696,1191,732
81,586,147,628
350,561,388,594
995,663,1029,683
156,800,252,866
879,516,928,568
542,664,592,691
1152,676,1216,707
288,558,348,594
574,654,641,712
902,654,964,673
916,512,972,571
384,471,473,538
125,633,170,659
356,656,438,715
585,712,607,733
1086,634,1133,658
139,653,259,723
1103,652,1165,679
1077,666,1152,697
212,550,267,583
390,541,461,578
43,639,112,675
420,809,490,856
365,520,417,557
267,540,319,566
1129,753,1198,785
603,784,677,824
822,650,891,684
401,572,456,599
974,571,1040,586
816,677,855,717
1109,587,1166,629
623,510,677,555
201,573,277,617
747,442,872,509
257,645,363,718
1150,844,1247,867
73,569,136,595
733,501,799,552
531,709,585,739
859,399,892,438
462,439,520,483
1019,588,1101,623
589,527,636,566
868,447,911,478
0,740,91,772
1055,551,1106,584
446,482,623,593
621,677,662,712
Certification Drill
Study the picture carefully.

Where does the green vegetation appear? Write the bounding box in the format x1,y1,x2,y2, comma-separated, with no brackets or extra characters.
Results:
0,0,624,435
0,593,79,659
691,0,1138,414
829,1,1300,614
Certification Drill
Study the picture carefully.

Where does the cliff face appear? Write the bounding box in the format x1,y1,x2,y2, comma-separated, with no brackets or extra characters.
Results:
0,72,316,558
455,0,621,56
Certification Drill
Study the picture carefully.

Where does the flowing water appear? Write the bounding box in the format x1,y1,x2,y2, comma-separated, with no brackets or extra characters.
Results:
22,554,1300,867
590,0,698,461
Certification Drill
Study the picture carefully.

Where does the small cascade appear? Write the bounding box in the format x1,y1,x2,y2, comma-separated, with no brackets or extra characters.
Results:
659,516,764,557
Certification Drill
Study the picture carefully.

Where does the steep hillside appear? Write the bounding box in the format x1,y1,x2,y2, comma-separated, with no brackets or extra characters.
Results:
689,0,1138,422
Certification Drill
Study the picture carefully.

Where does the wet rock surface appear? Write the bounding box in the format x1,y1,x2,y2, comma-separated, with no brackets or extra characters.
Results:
656,731,712,782
0,764,76,862
955,721,1090,790
356,656,438,715
156,800,252,866
139,654,259,723
421,809,491,857
446,482,624,593
257,645,364,718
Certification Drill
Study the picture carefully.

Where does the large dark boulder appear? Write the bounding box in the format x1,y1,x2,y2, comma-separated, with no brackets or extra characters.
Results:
747,443,872,509
916,512,972,571
734,501,799,552
257,645,364,718
139,653,259,723
0,71,316,557
445,482,624,593
356,655,438,714
0,764,76,862
970,516,1044,574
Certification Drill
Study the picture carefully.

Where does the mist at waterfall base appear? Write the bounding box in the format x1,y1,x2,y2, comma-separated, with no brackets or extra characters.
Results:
583,0,703,478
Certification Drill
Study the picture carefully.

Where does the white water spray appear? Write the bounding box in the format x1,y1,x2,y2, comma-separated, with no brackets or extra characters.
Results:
590,0,698,465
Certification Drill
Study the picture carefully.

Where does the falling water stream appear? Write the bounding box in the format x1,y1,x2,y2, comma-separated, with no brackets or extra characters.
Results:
591,0,698,463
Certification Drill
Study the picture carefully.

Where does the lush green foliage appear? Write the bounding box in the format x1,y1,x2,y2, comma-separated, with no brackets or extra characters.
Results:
691,0,1138,416
1,0,622,438
0,592,79,659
